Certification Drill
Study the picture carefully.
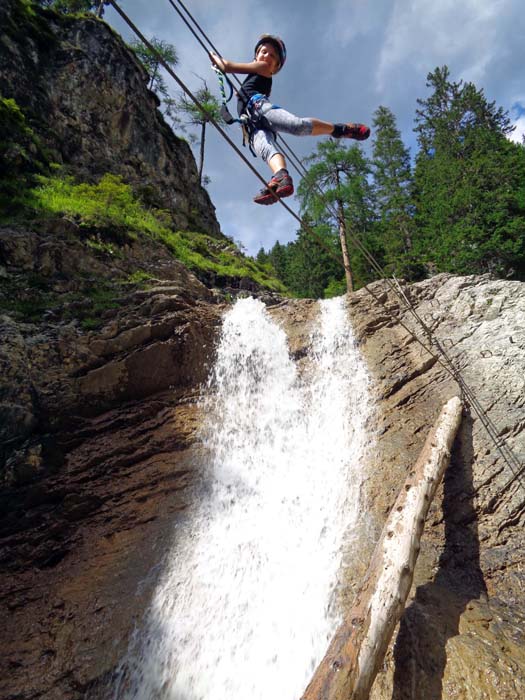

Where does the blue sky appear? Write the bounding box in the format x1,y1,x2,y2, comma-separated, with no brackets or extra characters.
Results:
106,0,525,255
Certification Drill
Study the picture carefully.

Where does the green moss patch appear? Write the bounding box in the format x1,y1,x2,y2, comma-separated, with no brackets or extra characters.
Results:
2,0,57,48
0,97,52,210
21,174,163,243
7,173,287,293
159,229,287,292
0,272,119,328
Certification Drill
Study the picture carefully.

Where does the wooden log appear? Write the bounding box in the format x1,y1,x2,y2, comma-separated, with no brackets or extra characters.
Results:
301,395,463,700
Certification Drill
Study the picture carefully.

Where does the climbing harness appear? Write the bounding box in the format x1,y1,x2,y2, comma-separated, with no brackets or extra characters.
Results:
212,66,277,158
211,64,277,158
211,65,253,153
108,0,524,506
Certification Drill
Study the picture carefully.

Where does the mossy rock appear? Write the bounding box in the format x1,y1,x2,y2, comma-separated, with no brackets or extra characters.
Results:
0,96,53,212
1,0,58,52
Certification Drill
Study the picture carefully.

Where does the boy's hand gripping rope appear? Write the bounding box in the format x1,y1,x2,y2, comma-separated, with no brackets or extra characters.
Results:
211,64,252,150
211,64,233,104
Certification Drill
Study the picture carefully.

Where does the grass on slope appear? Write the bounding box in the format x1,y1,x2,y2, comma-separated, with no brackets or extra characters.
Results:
14,173,286,292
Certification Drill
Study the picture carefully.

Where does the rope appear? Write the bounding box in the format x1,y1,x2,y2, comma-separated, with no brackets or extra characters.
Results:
154,4,476,365
211,65,233,105
107,0,524,506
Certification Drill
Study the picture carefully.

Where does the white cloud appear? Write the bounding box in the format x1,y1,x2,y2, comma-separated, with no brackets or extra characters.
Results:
326,0,386,46
509,116,525,144
106,0,525,255
376,0,509,94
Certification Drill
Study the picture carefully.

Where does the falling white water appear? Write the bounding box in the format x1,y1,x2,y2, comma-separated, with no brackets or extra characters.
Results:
115,295,372,700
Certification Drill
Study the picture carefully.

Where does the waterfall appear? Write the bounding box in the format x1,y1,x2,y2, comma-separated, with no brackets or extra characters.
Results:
115,296,372,700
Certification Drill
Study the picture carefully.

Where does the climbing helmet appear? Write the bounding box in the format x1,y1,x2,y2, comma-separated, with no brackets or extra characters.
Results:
254,34,287,72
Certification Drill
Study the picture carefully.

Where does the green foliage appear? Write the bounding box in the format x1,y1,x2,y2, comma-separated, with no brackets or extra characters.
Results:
412,66,525,279
371,106,417,278
6,13,524,298
128,37,178,98
0,269,118,327
125,270,155,286
4,0,57,46
0,96,51,211
127,37,225,183
23,174,168,241
176,83,223,128
265,241,289,283
72,285,120,329
261,141,383,298
323,277,347,299
174,80,225,183
5,173,285,292
11,0,38,21
296,140,378,293
261,228,342,300
263,67,525,295
159,229,287,292
255,247,269,265
85,237,122,256
0,272,55,321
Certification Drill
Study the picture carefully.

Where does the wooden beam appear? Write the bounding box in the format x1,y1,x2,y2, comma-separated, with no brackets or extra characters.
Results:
301,395,463,700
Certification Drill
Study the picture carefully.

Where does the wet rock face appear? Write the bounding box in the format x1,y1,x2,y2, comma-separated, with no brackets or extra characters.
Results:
0,222,224,698
0,0,220,236
1,272,524,699
2,392,210,700
346,274,525,699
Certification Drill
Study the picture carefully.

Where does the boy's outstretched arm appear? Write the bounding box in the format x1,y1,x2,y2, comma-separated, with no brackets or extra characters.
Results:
209,52,272,78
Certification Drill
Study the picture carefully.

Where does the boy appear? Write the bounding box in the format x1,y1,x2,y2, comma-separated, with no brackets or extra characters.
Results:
210,35,370,205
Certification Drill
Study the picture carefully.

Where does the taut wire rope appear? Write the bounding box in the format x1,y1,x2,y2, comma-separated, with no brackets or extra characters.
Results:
107,0,524,507
162,0,525,501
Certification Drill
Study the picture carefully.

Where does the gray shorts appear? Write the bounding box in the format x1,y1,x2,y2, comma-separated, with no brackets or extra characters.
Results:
250,98,313,163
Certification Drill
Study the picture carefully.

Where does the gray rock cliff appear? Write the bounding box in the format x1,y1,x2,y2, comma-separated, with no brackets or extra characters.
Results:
348,274,525,700
0,0,220,235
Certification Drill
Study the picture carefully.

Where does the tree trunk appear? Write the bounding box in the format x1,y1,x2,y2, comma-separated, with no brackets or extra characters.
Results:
198,122,206,184
148,64,158,92
337,208,353,293
334,170,353,293
301,395,463,700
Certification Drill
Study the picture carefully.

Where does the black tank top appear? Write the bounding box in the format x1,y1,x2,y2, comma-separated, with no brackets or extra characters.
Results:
237,73,272,116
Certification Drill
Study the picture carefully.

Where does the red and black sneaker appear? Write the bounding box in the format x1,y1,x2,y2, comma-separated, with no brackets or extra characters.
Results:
333,123,370,141
253,170,294,205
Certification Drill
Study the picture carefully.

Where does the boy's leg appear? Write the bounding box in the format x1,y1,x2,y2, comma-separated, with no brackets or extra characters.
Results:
248,105,369,205
269,153,287,173
260,105,369,141
253,166,294,205
251,129,294,205
260,104,314,136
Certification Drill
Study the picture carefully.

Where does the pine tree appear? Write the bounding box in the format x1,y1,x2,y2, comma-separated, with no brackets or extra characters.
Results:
413,66,525,278
175,81,224,184
266,241,290,284
128,38,178,102
371,106,415,278
255,247,269,266
285,223,342,298
297,140,377,292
